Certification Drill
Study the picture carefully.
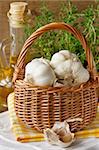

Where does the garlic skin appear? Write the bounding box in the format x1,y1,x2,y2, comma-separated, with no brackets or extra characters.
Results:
71,53,79,61
53,79,64,87
63,75,74,87
25,58,56,86
59,50,79,61
53,82,64,87
44,121,75,148
44,129,59,145
59,50,71,59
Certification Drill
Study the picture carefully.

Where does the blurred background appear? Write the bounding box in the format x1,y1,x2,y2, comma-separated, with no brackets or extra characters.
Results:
0,0,97,41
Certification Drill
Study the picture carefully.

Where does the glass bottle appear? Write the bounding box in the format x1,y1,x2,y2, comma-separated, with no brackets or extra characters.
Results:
0,39,13,112
7,2,31,67
0,2,31,112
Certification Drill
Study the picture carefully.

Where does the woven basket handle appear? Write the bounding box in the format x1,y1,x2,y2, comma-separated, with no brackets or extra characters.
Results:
13,22,96,83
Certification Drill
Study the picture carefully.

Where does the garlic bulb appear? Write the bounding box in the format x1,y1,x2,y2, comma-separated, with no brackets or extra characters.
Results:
25,58,56,86
44,121,75,148
50,50,79,83
50,50,90,87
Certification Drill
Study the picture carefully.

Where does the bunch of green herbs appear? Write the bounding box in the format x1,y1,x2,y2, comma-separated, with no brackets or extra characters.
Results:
24,1,99,71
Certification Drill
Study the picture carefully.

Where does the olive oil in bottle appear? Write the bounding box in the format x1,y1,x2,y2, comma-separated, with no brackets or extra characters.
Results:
7,2,31,67
0,2,31,112
0,40,13,112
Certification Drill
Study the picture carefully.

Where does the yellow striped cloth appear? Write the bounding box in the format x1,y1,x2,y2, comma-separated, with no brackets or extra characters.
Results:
8,93,44,142
7,92,99,143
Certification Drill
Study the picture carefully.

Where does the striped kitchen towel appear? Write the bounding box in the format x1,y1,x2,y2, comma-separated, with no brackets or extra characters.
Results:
7,92,44,142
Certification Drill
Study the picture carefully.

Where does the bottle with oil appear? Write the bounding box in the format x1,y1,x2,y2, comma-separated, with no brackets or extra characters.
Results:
0,2,31,112
0,39,13,112
7,2,31,67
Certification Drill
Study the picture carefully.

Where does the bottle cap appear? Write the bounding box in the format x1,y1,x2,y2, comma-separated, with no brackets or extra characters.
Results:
7,2,29,28
9,2,28,15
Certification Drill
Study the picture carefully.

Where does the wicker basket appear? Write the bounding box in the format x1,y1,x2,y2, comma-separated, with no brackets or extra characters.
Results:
13,22,99,132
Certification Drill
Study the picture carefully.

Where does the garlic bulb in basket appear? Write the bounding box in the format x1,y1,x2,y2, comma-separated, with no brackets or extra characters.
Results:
50,50,90,86
24,58,56,86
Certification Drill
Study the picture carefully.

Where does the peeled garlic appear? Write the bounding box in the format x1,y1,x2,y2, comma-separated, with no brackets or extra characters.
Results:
25,58,56,86
60,133,73,143
44,121,75,148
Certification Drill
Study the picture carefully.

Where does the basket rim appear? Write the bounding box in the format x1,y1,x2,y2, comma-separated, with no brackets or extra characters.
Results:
14,77,99,94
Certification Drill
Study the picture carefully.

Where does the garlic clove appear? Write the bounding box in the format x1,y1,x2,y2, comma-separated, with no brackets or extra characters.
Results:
52,121,71,134
73,67,90,85
54,59,72,79
58,134,75,148
50,52,66,68
71,61,83,76
60,133,74,143
71,61,90,85
5,76,11,83
44,121,75,148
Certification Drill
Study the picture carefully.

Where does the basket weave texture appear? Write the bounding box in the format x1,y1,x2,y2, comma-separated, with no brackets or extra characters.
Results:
13,22,99,132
